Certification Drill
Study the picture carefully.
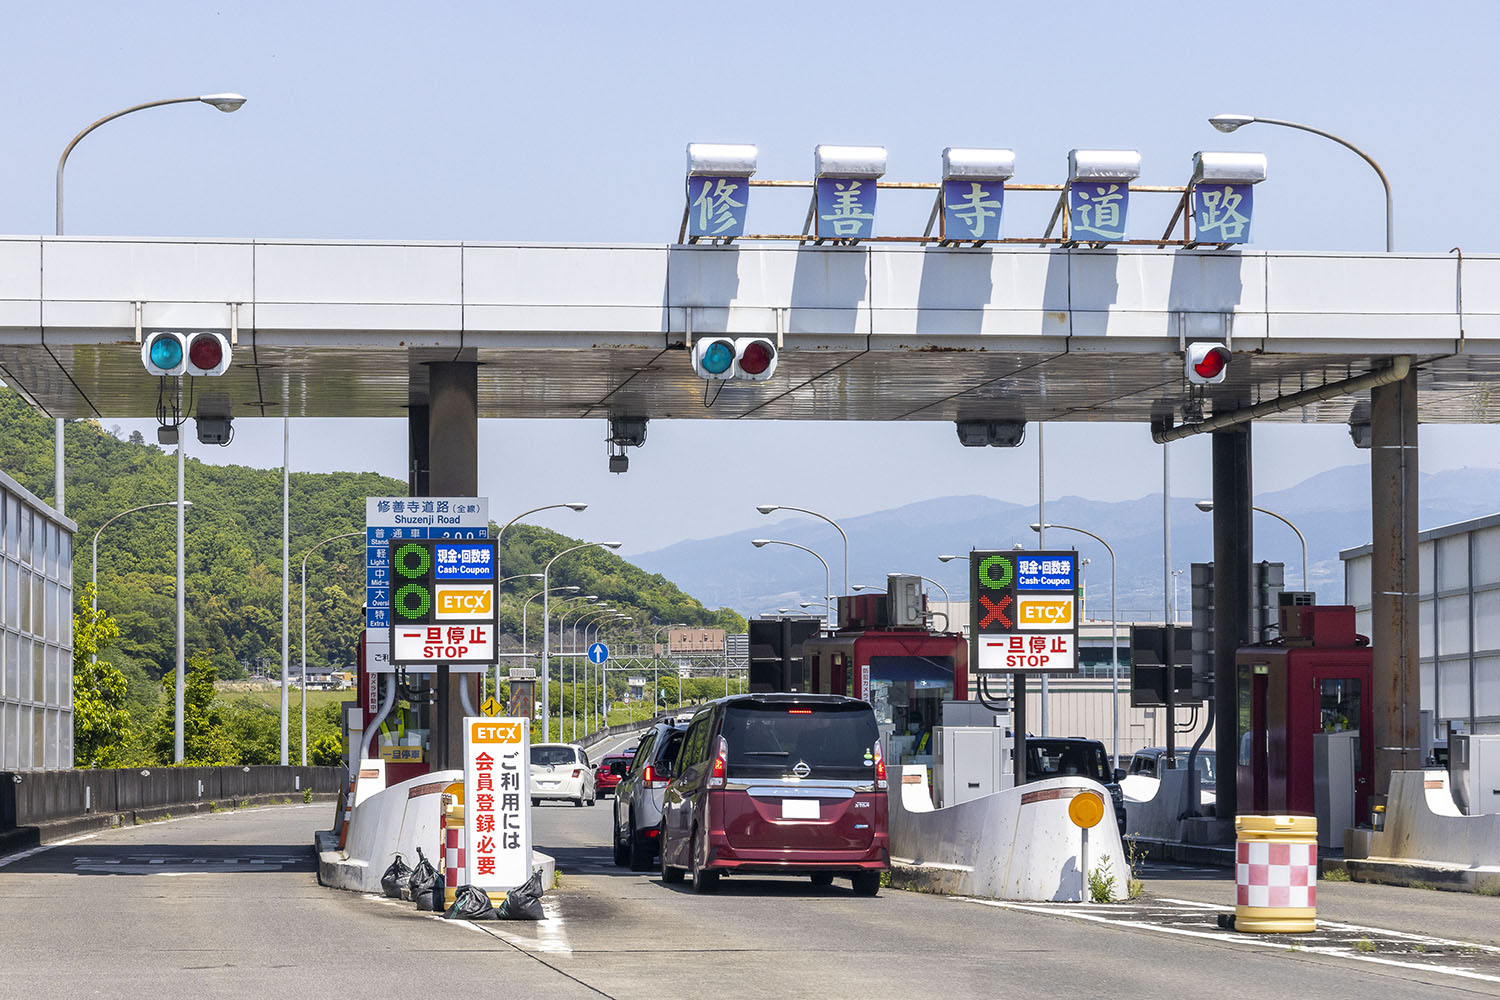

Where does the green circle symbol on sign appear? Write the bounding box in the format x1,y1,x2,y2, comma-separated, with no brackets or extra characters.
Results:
394,542,430,579
979,554,1013,590
394,583,432,620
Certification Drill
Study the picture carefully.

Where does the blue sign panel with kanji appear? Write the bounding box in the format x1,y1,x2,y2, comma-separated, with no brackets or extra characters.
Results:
1193,183,1254,244
1068,182,1130,241
816,177,877,240
943,179,1005,241
687,176,750,239
433,540,495,581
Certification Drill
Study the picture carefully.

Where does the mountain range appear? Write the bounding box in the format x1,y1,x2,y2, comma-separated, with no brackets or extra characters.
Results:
633,465,1500,622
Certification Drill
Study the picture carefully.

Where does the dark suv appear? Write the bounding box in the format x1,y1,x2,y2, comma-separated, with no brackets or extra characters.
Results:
659,693,888,895
1024,736,1126,832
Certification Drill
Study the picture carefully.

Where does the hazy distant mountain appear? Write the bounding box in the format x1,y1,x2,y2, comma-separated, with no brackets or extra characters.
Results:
634,465,1500,621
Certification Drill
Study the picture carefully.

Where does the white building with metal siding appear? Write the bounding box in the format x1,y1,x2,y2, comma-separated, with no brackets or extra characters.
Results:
0,469,75,770
1343,514,1500,738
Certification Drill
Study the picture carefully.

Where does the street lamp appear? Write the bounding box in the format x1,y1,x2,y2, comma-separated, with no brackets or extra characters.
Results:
1207,113,1393,251
551,595,598,740
757,505,849,611
937,554,969,563
523,585,580,665
299,531,361,765
1032,521,1121,766
543,541,622,735
1194,499,1308,590
751,538,832,611
496,502,588,577
91,500,193,614
576,608,616,732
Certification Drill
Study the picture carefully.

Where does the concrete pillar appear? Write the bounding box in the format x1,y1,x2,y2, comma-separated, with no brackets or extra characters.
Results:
1370,370,1421,799
426,361,479,771
1211,426,1252,825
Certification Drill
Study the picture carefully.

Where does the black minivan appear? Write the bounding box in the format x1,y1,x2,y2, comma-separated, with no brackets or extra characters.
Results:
659,693,888,895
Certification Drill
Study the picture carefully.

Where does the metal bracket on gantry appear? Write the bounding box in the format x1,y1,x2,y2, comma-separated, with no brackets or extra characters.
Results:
606,416,647,474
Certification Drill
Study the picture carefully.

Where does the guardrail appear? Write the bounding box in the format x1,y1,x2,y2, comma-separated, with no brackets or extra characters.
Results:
578,708,698,750
0,765,344,835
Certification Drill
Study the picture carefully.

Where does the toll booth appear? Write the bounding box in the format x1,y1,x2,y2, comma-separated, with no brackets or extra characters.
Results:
1236,605,1374,826
355,630,434,786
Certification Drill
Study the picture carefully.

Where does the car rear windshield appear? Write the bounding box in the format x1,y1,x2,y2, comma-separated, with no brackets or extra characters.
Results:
531,746,577,767
1027,742,1110,784
722,701,879,781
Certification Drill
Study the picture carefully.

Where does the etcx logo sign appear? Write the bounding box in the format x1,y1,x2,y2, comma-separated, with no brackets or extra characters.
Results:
975,554,1015,631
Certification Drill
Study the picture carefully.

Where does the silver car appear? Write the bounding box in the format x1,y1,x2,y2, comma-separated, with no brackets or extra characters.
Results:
612,722,687,871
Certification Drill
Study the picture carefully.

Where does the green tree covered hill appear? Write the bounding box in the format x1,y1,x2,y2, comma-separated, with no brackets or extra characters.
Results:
0,388,743,690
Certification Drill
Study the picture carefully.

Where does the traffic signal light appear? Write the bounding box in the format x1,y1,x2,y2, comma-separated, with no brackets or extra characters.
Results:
141,333,186,376
185,332,231,376
141,331,231,376
690,337,777,381
1185,342,1230,384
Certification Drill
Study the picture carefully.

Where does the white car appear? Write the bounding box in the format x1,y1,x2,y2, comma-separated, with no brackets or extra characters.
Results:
530,743,597,807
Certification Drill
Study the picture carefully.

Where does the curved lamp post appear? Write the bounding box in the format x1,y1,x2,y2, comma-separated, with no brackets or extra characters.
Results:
1032,522,1120,765
1194,499,1308,590
299,530,362,765
751,538,832,611
757,504,849,608
496,502,588,577
91,500,193,613
1208,113,1392,251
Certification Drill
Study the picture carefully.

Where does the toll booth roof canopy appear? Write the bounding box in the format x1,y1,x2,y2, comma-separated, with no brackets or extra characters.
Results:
3,236,1497,424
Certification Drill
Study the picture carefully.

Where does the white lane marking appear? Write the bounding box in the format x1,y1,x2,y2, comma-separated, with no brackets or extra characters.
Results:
0,831,101,869
1154,897,1500,954
362,892,567,948
958,897,1500,985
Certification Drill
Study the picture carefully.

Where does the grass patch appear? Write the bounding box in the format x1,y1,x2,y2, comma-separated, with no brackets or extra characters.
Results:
1322,868,1351,882
1476,878,1500,897
1087,856,1119,903
208,802,223,814
303,788,314,804
1354,939,1376,953
879,869,892,888
552,869,563,890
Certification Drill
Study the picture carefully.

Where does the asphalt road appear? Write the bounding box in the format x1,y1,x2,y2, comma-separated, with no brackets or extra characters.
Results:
3,793,1498,999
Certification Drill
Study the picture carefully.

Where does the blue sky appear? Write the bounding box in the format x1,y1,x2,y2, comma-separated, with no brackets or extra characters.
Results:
4,2,1497,552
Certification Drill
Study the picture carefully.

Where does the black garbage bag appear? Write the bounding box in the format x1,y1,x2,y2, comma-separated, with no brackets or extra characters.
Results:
381,854,412,899
403,847,437,902
415,869,445,912
443,884,496,921
497,869,545,921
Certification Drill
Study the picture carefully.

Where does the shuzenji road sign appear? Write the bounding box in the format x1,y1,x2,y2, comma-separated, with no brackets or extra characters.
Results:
970,550,1080,674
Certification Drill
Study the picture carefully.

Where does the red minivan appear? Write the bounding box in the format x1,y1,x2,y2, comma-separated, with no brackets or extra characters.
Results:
659,693,888,895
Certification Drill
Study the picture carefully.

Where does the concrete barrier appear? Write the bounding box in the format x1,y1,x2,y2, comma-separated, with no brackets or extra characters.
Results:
889,764,1128,901
1347,770,1500,891
317,765,555,896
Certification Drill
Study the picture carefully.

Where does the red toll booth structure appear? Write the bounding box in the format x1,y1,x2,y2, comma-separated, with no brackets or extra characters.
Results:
802,593,969,768
1236,605,1374,824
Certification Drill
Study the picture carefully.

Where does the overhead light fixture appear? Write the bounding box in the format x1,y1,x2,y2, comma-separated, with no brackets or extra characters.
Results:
1208,113,1256,134
198,93,247,112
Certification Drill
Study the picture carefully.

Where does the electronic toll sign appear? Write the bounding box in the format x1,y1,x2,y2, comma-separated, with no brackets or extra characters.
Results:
970,550,1079,674
388,538,499,668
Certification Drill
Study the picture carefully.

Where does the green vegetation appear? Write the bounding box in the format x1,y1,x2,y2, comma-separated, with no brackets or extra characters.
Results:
1354,939,1376,954
1087,857,1119,903
1322,867,1351,882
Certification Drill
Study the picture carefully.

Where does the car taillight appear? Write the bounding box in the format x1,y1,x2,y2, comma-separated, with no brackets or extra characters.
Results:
874,742,887,790
643,764,663,786
572,769,582,778
709,735,727,788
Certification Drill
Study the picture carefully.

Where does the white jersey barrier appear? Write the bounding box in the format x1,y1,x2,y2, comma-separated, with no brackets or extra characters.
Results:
321,766,461,894
889,764,1127,901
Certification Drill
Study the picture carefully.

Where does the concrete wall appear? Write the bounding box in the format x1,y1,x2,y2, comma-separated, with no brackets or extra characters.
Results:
889,764,1127,901
0,765,344,831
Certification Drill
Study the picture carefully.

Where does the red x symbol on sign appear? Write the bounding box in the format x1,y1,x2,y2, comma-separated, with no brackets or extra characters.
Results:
978,594,1012,629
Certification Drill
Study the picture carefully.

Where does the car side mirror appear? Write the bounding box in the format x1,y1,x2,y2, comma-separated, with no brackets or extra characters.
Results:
1114,768,1127,782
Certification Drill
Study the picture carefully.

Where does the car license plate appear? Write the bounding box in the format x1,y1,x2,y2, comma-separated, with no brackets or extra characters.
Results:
781,798,819,819
540,781,559,788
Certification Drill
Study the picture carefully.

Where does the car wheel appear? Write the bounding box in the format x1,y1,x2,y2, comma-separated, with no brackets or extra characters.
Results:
660,827,684,884
588,789,597,807
531,797,541,807
628,820,653,872
689,826,718,894
612,824,629,867
810,873,834,887
851,871,881,897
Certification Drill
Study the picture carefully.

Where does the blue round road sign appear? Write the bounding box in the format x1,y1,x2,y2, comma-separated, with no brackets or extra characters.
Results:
588,642,609,664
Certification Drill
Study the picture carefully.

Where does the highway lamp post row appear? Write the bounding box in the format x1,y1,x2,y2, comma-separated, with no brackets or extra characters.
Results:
550,594,598,740
751,538,833,616
561,601,604,738
495,573,543,698
542,541,621,738
577,608,620,734
90,500,193,653
757,505,848,625
652,623,686,719
495,502,588,580
524,583,580,738
298,531,361,765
